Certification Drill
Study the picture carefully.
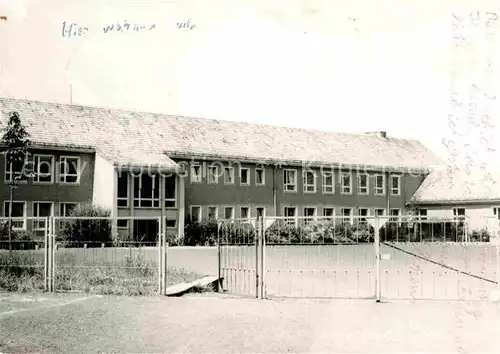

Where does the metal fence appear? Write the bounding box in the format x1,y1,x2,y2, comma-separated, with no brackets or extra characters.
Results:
0,217,49,292
0,216,169,295
2,214,499,301
217,215,500,301
218,218,258,297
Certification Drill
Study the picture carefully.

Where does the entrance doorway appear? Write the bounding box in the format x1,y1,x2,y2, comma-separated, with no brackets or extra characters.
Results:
133,219,158,246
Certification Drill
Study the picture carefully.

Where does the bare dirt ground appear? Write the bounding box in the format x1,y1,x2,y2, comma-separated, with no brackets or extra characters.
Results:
1,292,499,353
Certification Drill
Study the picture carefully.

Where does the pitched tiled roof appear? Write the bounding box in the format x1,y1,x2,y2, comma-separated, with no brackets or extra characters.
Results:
0,97,443,171
0,98,177,170
409,167,500,204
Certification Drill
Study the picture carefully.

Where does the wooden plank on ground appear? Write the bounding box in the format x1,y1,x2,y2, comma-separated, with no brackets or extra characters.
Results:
165,276,223,296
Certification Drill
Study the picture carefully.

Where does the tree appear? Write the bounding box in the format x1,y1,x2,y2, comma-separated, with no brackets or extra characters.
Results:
1,111,33,250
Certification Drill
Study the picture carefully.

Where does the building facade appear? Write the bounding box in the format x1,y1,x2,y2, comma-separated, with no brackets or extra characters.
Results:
0,97,447,241
409,167,500,236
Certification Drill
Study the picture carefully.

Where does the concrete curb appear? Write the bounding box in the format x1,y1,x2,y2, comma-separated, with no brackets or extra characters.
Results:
165,276,223,297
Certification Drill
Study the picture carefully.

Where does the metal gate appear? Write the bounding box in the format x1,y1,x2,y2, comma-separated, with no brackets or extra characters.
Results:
261,216,379,299
217,215,500,301
379,216,500,301
218,216,380,299
218,218,261,297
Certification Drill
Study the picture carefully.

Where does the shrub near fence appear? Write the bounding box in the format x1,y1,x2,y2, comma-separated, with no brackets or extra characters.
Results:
57,203,112,248
183,217,492,246
0,219,40,250
265,220,375,244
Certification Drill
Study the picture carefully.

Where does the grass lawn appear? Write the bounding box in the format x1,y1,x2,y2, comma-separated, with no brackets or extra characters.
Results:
0,293,499,353
0,248,204,295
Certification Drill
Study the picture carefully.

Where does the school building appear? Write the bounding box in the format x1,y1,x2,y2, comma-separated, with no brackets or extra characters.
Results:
0,97,458,241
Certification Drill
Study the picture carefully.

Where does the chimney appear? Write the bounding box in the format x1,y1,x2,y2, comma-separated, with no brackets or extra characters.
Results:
365,131,387,138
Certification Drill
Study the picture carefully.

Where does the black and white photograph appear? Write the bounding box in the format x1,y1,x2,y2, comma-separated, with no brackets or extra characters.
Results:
0,0,499,352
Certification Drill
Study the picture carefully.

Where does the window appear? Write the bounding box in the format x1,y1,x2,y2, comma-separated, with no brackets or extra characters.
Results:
303,170,316,193
357,174,369,195
255,168,265,186
240,167,250,185
418,209,428,220
117,172,128,207
166,219,177,228
133,174,160,208
340,208,352,223
224,166,234,184
165,174,176,208
33,202,53,231
190,165,202,183
207,165,219,184
322,171,334,194
59,202,78,217
284,169,297,192
33,155,54,183
358,208,369,222
117,219,129,228
453,208,466,220
323,207,335,220
59,156,80,184
493,207,500,220
374,208,386,217
341,173,352,194
5,159,29,183
208,206,218,220
304,207,317,225
224,206,234,220
374,175,385,195
190,206,202,222
390,175,401,196
284,206,297,225
3,201,26,230
240,206,250,219
256,207,265,218
390,209,400,222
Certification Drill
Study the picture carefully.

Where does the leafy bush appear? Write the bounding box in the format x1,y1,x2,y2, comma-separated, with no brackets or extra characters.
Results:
184,219,218,246
265,220,374,244
380,221,467,242
184,219,256,246
468,228,491,242
0,221,37,250
265,223,308,244
59,203,112,247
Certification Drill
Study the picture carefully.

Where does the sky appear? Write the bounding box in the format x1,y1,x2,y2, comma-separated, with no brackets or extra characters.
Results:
0,0,499,172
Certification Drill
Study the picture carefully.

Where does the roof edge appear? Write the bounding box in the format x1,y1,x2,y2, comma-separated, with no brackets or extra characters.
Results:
165,151,434,174
409,198,500,206
0,141,96,153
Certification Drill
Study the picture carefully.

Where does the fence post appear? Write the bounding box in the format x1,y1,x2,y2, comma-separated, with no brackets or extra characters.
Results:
158,217,163,295
255,217,260,299
162,218,167,295
50,216,55,292
375,216,381,302
217,221,222,292
44,217,49,292
260,216,266,300
496,227,500,311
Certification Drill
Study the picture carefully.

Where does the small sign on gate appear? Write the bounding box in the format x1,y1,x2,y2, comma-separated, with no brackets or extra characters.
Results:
381,253,391,260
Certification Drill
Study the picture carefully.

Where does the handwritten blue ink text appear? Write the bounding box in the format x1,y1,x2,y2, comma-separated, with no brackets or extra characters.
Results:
103,20,156,33
62,22,89,38
176,19,195,30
